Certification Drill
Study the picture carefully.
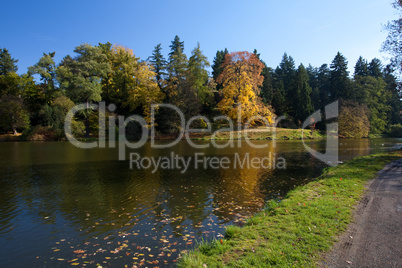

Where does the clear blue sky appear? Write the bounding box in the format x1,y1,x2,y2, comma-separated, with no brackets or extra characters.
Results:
0,0,397,75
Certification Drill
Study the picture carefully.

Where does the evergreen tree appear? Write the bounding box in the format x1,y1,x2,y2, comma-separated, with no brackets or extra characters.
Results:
253,49,273,104
277,53,296,99
293,64,313,124
368,58,383,78
148,43,167,88
306,64,320,110
188,42,212,108
317,64,331,107
0,48,18,75
168,35,187,79
329,52,351,100
211,48,228,90
271,76,286,116
354,56,369,77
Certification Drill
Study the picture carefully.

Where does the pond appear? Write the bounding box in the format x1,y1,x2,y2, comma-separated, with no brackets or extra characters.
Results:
0,138,400,267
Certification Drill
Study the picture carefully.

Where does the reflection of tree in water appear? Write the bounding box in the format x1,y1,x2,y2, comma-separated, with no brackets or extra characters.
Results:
213,144,276,224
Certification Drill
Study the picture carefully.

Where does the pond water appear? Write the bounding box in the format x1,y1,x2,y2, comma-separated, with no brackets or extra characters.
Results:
0,138,400,267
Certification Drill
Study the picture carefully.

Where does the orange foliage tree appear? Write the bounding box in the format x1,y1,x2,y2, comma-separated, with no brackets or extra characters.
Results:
216,51,275,124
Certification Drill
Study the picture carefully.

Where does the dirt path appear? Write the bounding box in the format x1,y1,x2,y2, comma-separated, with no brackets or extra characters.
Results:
322,158,402,267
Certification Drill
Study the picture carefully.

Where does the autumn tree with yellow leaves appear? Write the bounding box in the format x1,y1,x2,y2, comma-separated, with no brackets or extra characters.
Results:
105,45,163,123
217,51,275,124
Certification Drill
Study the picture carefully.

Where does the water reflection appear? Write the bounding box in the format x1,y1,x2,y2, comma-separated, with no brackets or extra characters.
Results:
0,138,400,267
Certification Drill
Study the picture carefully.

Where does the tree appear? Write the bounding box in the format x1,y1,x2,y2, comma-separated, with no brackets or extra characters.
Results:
28,52,57,90
0,96,30,134
317,64,331,107
354,56,369,77
253,49,273,104
368,58,383,78
188,42,212,108
148,43,167,89
293,64,313,124
107,45,163,123
0,48,18,76
57,43,111,137
383,64,402,125
339,100,370,138
211,48,228,90
306,64,320,110
168,35,187,80
354,76,391,134
329,52,351,100
382,0,402,75
217,51,274,124
0,71,21,97
276,53,296,100
0,49,20,97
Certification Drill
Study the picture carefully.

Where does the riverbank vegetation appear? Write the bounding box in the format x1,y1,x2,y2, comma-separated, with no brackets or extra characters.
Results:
177,149,402,267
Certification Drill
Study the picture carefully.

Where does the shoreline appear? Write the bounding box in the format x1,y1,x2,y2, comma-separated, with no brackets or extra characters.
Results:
0,127,325,142
178,150,402,267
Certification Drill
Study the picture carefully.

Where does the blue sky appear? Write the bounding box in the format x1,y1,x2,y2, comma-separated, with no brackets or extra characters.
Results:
0,0,397,75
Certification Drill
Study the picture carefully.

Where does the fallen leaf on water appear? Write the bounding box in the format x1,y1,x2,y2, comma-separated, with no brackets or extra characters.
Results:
73,250,86,254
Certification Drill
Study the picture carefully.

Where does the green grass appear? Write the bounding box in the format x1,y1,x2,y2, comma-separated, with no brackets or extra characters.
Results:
191,127,324,141
178,150,402,268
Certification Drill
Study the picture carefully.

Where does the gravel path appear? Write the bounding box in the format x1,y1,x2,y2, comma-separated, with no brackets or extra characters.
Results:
322,158,402,268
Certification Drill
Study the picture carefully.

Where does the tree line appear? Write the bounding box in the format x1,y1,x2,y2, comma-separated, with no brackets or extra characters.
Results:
0,35,400,139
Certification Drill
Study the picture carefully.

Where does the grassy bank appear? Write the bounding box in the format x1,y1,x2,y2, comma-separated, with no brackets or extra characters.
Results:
186,127,324,141
178,150,402,267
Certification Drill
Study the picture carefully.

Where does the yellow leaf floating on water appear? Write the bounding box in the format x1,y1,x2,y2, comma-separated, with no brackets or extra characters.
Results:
53,249,60,252
105,257,111,259
70,263,80,266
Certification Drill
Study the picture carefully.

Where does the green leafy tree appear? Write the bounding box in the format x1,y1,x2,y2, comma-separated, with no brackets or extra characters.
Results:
382,0,402,75
28,52,57,94
0,96,30,134
0,71,21,97
354,76,391,133
383,64,401,125
57,43,110,137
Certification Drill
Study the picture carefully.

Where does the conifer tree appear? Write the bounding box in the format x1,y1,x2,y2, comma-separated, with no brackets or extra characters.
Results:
354,56,369,77
329,52,351,100
148,43,167,88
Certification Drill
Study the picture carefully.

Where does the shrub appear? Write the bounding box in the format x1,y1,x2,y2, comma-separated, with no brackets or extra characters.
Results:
388,124,402,137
